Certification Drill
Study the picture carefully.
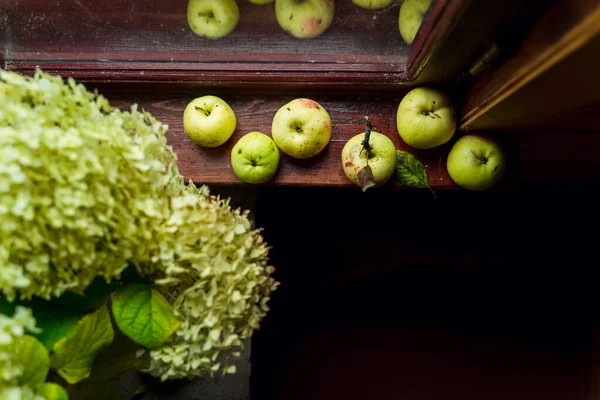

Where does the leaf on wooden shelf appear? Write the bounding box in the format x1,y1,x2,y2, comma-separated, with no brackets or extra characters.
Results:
395,150,430,189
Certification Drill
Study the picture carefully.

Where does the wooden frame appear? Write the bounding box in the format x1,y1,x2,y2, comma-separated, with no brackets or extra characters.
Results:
2,0,466,87
460,0,600,131
0,0,529,189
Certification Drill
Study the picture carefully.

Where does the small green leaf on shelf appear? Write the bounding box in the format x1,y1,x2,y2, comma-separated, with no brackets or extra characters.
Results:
111,284,181,349
37,382,69,400
50,304,114,384
357,165,377,192
395,150,430,189
9,335,50,389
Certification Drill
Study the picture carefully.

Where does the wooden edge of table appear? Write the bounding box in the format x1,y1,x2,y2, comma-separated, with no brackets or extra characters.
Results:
104,91,519,191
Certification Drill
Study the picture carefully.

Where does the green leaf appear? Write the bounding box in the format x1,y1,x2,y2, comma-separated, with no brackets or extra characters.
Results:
10,335,50,389
395,150,430,189
65,332,150,400
50,304,114,384
54,263,148,314
33,309,81,352
112,284,181,349
38,382,69,400
52,277,120,314
82,331,151,384
0,297,84,352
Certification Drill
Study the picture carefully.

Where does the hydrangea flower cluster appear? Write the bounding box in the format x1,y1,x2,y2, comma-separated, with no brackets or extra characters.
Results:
145,183,278,380
0,69,277,379
0,69,180,300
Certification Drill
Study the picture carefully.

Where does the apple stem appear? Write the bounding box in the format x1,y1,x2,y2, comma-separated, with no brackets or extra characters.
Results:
360,116,373,163
422,110,442,119
195,106,211,117
470,150,488,165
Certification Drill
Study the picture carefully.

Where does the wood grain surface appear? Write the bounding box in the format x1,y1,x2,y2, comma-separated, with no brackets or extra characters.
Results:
3,0,408,67
2,0,473,87
107,91,461,189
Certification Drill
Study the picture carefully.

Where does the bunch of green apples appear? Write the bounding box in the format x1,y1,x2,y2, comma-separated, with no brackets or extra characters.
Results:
183,88,506,190
183,96,333,184
187,0,336,40
394,87,506,190
342,87,506,190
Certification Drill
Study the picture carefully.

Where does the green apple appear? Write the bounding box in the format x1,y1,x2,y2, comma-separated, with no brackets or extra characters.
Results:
231,132,280,184
183,96,237,147
341,131,397,188
352,0,392,9
398,0,432,45
187,0,240,39
275,0,335,39
249,0,274,3
396,87,456,149
447,135,506,190
271,98,332,159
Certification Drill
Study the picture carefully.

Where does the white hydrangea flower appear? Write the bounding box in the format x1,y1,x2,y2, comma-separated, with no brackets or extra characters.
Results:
143,184,278,380
0,69,181,300
0,69,278,380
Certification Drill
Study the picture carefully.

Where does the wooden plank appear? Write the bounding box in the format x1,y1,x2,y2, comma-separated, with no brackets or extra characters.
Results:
2,0,473,87
106,91,462,189
2,0,408,82
460,0,600,131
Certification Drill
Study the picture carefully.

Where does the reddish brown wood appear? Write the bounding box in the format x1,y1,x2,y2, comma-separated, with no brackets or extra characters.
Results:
405,0,468,78
2,0,471,86
7,62,408,84
107,91,459,188
3,0,408,81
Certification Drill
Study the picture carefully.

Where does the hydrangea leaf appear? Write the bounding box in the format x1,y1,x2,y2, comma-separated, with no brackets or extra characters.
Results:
0,297,83,351
37,383,69,400
30,304,82,352
112,284,181,349
394,150,430,189
52,276,122,315
53,264,148,314
50,304,114,384
10,335,50,389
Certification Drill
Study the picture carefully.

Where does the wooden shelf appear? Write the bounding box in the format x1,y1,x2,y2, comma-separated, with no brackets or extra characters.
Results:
2,0,469,87
108,91,465,189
